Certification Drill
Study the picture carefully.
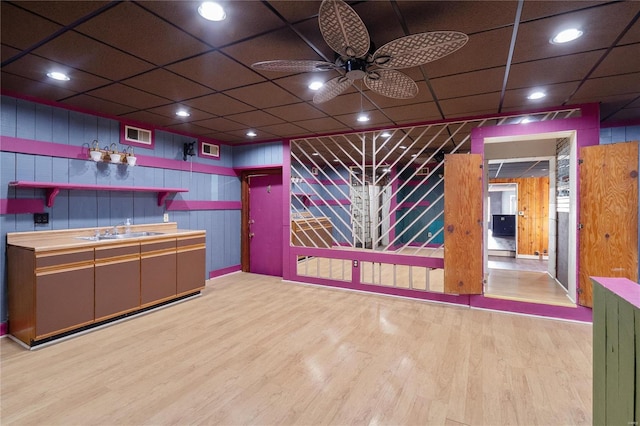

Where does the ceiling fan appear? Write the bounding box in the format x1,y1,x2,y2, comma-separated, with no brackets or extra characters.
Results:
252,0,468,104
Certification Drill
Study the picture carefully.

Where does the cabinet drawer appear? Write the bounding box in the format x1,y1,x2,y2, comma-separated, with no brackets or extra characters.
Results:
95,244,140,260
141,239,176,254
36,249,94,269
177,236,206,248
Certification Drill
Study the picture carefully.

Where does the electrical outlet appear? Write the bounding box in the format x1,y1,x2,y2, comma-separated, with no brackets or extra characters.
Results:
34,212,49,224
163,213,169,223
427,232,432,237
353,260,358,268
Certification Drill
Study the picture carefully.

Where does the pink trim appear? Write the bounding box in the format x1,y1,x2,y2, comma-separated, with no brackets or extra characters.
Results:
0,198,45,214
166,200,241,211
120,123,155,149
389,167,398,243
282,140,293,281
1,91,231,147
0,136,237,177
292,246,444,269
398,200,430,208
209,265,241,278
233,164,283,172
0,322,6,337
292,275,470,306
592,277,640,309
333,242,352,246
469,295,593,322
9,181,187,207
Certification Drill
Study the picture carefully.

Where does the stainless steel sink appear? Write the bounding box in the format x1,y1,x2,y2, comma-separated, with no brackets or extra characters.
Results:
76,231,164,241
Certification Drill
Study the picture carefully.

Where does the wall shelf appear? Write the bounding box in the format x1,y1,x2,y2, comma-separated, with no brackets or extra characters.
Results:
8,181,188,207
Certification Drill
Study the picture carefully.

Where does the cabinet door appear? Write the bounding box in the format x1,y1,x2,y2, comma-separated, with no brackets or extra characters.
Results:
141,239,177,306
177,236,206,295
35,265,95,338
95,244,140,321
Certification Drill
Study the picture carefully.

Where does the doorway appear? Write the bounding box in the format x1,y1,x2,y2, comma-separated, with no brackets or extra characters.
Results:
482,133,578,306
241,169,283,277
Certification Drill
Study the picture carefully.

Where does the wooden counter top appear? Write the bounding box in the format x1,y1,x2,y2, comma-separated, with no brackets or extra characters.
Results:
7,222,205,252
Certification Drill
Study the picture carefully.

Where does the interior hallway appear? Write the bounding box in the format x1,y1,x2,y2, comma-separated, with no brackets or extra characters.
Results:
1,273,591,425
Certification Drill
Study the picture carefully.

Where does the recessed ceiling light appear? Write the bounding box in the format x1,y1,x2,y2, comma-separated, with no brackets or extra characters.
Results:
380,131,391,137
333,159,339,162
520,117,532,124
527,91,546,100
411,154,418,157
399,145,407,149
198,2,226,21
551,28,583,44
312,152,319,156
357,113,370,122
246,130,257,137
176,110,190,117
47,71,70,81
308,81,323,91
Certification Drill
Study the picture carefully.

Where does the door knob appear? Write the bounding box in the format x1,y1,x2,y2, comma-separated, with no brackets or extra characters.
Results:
249,232,255,238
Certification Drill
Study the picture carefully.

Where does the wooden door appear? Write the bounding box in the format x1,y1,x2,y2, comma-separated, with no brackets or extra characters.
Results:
579,141,638,307
444,154,484,294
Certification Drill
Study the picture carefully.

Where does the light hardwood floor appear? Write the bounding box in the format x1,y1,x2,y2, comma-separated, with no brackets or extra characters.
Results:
1,273,592,425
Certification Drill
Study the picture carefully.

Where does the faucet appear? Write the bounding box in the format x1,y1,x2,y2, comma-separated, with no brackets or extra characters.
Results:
110,218,132,235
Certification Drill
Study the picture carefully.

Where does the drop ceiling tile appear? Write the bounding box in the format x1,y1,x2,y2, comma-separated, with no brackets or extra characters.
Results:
256,122,308,137
33,32,154,80
222,27,326,78
440,92,501,117
225,82,303,109
59,94,137,117
75,2,210,65
167,51,265,91
205,132,242,143
591,44,640,78
140,0,285,48
146,103,215,121
512,2,640,63
520,1,606,20
571,74,640,103
295,116,350,133
0,4,62,50
225,110,285,127
272,73,335,102
121,69,212,101
181,93,254,116
191,117,246,132
314,92,372,116
2,54,110,93
118,110,186,127
334,110,394,128
431,67,505,100
86,83,169,110
401,1,518,35
1,44,20,62
164,122,215,136
423,28,513,78
268,1,321,23
263,102,327,121
603,105,640,123
225,129,277,141
507,51,602,89
350,1,406,47
17,1,113,25
0,72,76,100
502,82,580,111
383,102,442,124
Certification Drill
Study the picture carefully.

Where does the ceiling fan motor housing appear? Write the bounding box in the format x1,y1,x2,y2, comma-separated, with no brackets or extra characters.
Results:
345,58,367,80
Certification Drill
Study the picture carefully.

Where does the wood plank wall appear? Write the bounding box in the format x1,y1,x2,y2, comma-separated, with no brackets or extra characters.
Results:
491,177,549,256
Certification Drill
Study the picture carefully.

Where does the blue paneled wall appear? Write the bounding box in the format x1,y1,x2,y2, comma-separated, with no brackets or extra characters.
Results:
0,96,247,324
599,125,640,145
233,142,282,168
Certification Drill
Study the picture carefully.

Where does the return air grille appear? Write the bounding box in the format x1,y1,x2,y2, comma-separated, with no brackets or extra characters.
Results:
124,125,152,145
201,142,220,158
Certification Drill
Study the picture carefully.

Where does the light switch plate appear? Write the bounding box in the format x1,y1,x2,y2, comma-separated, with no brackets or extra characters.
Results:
163,213,169,222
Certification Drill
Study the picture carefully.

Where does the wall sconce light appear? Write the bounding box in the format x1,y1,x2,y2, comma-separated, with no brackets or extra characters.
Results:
183,141,196,161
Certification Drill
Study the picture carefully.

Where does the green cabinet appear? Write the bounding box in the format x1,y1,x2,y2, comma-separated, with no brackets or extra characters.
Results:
592,277,640,425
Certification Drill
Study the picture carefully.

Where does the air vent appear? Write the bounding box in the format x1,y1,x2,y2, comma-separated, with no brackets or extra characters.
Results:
124,125,152,145
200,142,220,158
416,167,430,175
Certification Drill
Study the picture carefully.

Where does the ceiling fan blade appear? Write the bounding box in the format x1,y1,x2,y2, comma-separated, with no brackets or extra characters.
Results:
373,31,469,69
251,60,339,73
364,69,418,99
319,0,370,58
313,76,353,104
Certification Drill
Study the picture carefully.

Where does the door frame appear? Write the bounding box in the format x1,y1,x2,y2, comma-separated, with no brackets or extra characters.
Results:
240,167,283,272
481,131,578,303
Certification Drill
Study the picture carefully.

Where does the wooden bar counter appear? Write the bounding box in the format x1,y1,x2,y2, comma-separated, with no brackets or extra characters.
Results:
7,223,206,348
